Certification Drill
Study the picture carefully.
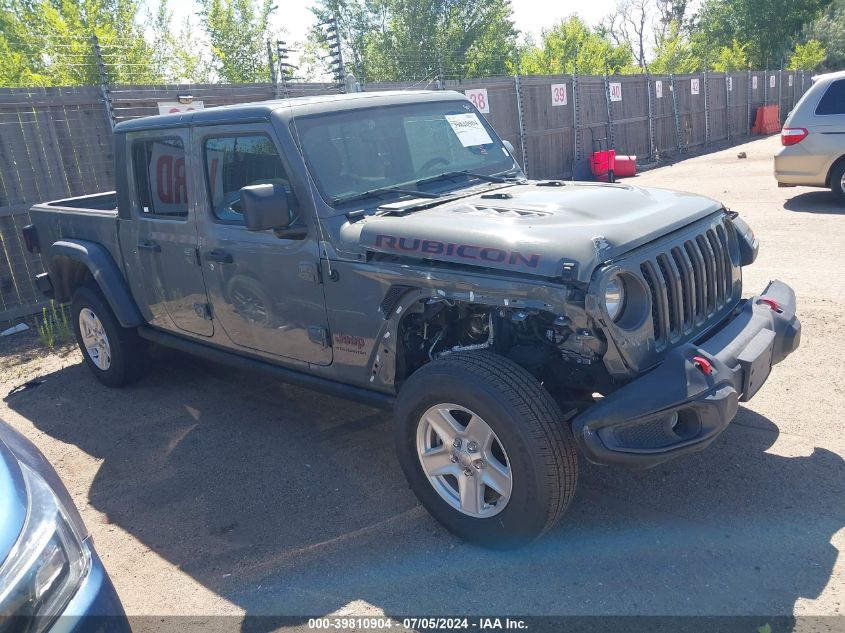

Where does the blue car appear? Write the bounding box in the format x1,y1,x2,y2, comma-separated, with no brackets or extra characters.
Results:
0,418,130,633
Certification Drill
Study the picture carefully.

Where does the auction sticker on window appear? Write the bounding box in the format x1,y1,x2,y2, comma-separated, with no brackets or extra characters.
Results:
445,113,493,147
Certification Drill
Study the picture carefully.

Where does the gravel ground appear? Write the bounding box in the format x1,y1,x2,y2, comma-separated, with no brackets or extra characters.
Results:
1,134,843,626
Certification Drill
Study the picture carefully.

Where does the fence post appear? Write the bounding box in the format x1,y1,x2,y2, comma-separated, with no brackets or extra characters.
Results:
778,67,783,124
725,73,732,140
91,35,115,130
747,70,752,135
670,73,683,154
603,65,615,149
572,54,581,165
646,74,656,161
267,40,276,86
703,69,710,145
513,63,529,178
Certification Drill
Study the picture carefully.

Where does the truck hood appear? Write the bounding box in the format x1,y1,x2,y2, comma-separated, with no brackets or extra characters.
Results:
357,182,724,283
0,433,26,561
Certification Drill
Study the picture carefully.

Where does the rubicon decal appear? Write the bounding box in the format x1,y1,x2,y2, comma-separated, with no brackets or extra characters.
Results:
374,234,541,269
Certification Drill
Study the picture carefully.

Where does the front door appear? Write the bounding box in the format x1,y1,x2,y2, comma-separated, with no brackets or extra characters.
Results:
194,126,332,365
123,130,213,336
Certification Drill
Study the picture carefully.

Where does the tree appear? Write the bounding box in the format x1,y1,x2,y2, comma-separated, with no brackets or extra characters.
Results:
198,0,276,83
600,0,653,70
310,0,518,82
520,16,635,75
649,21,701,73
0,0,158,87
802,0,845,70
711,39,750,71
787,39,827,69
692,0,833,69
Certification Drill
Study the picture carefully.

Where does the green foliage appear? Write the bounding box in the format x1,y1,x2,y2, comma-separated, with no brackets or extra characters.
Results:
803,0,845,70
311,0,518,82
649,22,702,73
198,0,276,83
0,0,158,87
37,301,71,350
712,39,750,71
519,16,636,76
787,39,827,69
692,0,834,69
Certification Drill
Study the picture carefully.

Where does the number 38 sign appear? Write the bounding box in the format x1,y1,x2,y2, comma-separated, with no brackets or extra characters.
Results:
464,89,490,114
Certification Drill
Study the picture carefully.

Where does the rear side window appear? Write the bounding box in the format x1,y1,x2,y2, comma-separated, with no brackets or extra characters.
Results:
203,134,292,223
132,138,188,218
815,79,845,115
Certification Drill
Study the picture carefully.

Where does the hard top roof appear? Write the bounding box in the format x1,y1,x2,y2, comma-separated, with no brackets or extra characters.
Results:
113,90,468,133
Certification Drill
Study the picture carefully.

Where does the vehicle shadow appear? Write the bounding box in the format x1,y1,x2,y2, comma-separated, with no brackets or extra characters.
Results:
5,349,844,630
783,190,845,214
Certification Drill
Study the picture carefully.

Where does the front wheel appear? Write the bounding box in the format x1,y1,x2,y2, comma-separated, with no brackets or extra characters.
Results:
394,351,578,548
71,285,146,388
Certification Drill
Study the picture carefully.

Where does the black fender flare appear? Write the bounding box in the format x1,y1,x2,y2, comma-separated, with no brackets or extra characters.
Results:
47,240,144,328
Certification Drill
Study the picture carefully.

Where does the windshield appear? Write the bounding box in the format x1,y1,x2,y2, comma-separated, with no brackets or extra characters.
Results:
294,100,516,208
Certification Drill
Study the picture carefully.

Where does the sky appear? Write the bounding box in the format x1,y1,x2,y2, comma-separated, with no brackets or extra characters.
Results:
150,0,624,45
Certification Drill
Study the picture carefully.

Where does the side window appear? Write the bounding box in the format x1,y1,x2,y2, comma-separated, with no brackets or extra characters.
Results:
204,134,291,223
816,79,845,115
132,138,188,218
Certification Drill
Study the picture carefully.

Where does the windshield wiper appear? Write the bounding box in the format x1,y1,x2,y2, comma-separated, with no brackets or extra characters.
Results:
333,186,440,207
415,170,514,187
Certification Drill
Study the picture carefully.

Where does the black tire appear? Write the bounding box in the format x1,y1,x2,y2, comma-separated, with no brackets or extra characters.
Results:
831,161,845,204
71,285,146,388
394,351,578,548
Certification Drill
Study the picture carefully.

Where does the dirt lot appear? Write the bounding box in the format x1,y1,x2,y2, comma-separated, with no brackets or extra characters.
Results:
1,134,843,625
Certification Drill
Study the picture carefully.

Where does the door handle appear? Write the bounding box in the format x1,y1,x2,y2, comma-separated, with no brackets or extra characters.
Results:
204,249,234,264
138,240,161,253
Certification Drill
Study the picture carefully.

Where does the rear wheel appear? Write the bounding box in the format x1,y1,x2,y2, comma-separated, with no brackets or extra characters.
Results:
830,161,845,203
71,285,146,387
394,351,578,548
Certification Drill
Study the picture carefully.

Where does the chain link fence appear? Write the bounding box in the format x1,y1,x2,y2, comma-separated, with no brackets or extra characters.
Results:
0,46,813,323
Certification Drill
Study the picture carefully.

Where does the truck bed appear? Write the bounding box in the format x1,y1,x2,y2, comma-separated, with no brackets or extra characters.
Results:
29,192,123,273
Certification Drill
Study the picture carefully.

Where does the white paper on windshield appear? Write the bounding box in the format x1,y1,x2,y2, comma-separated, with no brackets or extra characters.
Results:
445,113,493,147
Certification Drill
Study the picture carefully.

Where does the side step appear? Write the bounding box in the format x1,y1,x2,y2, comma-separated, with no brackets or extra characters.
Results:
137,326,395,411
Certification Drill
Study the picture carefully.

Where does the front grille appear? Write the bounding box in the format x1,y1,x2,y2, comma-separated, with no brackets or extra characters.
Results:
639,222,736,346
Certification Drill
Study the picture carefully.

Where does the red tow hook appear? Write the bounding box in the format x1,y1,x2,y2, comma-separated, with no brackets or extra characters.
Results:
758,297,782,313
692,355,714,375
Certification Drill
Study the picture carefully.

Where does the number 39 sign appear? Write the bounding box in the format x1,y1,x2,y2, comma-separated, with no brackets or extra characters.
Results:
551,84,568,106
464,89,490,114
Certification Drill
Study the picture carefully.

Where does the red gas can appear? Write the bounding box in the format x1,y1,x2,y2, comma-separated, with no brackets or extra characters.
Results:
589,149,616,182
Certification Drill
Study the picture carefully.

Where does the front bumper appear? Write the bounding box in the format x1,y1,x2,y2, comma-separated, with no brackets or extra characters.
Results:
572,279,801,469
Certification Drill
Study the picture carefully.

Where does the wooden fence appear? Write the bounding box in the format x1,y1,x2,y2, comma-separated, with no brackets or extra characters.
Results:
0,70,811,324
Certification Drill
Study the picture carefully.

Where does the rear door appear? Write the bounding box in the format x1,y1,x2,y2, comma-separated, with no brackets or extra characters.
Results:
123,129,213,336
193,124,332,365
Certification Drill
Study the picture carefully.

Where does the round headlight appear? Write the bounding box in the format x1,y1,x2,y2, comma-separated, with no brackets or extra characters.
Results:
604,276,626,321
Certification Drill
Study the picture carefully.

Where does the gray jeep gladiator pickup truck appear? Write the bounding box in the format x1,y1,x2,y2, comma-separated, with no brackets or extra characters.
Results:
23,90,801,547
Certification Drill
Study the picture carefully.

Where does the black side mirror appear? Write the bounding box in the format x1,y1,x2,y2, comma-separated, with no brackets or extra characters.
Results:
240,184,291,231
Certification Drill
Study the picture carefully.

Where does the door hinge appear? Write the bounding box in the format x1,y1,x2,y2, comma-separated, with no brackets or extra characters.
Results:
194,303,213,321
307,326,330,348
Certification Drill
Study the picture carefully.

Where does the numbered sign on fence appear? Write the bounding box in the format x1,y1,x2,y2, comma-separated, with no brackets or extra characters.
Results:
727,76,733,92
464,89,490,113
691,78,700,95
608,82,622,102
752,76,758,90
550,84,568,106
789,75,794,87
655,80,663,99
770,75,776,88
157,101,204,115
